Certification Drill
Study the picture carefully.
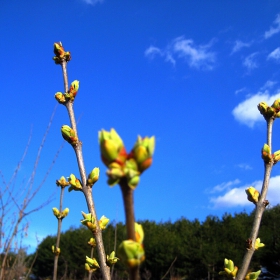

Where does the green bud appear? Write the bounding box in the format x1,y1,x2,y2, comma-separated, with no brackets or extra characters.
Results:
132,135,155,172
273,150,280,164
87,167,100,187
135,223,144,244
86,256,100,268
81,212,96,231
99,215,110,230
65,80,79,101
53,42,71,63
107,251,119,266
127,174,140,190
245,270,261,280
61,125,78,146
245,187,260,204
52,245,60,255
52,207,60,219
255,238,265,250
68,174,83,192
54,92,66,104
272,98,280,110
262,144,272,163
219,259,238,277
56,176,70,187
98,129,126,166
118,240,145,268
88,237,96,247
61,208,69,218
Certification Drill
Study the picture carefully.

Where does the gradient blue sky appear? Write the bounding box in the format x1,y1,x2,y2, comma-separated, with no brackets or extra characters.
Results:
2,0,280,252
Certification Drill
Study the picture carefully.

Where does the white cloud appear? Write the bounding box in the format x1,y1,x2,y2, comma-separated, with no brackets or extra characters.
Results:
243,52,258,71
145,36,216,70
172,37,216,69
210,179,241,193
231,40,251,54
81,0,104,5
264,14,280,39
267,47,280,61
145,46,162,58
210,175,280,208
232,91,280,127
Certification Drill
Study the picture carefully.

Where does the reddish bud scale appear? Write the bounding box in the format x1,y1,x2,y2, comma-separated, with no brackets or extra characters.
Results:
139,157,152,172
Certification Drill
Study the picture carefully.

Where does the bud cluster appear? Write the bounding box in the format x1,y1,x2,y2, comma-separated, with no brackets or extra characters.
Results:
53,42,71,64
52,207,70,220
118,223,145,268
99,128,155,189
85,256,100,273
80,212,109,232
55,80,80,104
258,99,280,120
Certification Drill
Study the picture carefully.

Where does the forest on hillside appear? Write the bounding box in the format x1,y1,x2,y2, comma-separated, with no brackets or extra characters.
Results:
29,205,280,279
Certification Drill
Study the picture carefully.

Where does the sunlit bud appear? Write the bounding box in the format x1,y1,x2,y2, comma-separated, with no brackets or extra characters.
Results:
98,129,126,166
219,259,238,277
245,187,260,204
262,144,272,163
81,212,96,231
118,240,145,268
272,98,280,110
65,80,79,101
135,223,144,244
68,174,82,192
106,166,124,180
85,263,97,273
244,270,261,280
69,80,79,96
54,92,66,104
258,102,268,114
255,238,265,250
52,207,60,219
99,215,110,230
53,42,71,64
88,237,96,247
53,42,65,57
52,245,61,256
107,251,119,266
87,167,100,187
127,174,140,190
56,176,70,187
131,136,155,173
86,256,100,268
267,106,276,117
61,208,69,218
61,125,78,146
107,177,120,187
273,150,280,165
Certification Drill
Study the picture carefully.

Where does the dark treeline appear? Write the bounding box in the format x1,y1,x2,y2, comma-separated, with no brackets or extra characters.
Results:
31,205,280,279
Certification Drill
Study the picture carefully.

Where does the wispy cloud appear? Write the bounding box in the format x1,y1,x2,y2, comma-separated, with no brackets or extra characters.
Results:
231,40,251,54
209,179,241,194
236,163,253,170
81,0,104,6
235,87,247,95
209,175,280,208
145,36,216,70
260,80,277,91
267,47,280,61
243,52,258,71
264,14,280,39
232,90,280,127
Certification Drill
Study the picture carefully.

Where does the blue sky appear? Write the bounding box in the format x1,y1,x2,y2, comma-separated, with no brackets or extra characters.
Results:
2,0,280,252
